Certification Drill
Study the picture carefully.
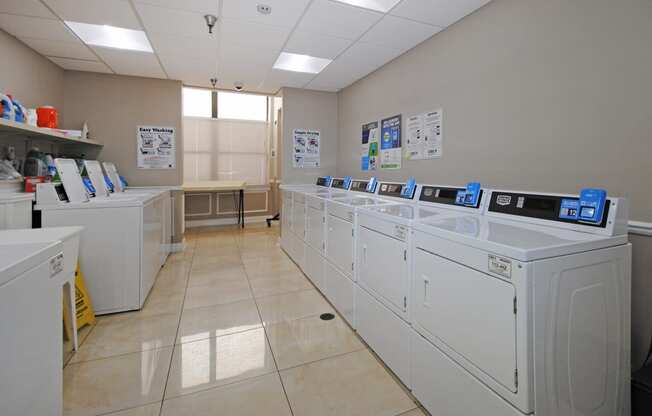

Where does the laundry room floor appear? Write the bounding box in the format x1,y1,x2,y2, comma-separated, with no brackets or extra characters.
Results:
62,224,427,416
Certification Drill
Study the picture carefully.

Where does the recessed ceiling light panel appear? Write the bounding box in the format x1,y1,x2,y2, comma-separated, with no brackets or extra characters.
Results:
332,0,401,13
65,21,153,52
273,52,332,74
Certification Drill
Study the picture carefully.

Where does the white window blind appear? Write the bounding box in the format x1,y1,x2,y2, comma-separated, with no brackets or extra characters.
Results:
183,118,269,185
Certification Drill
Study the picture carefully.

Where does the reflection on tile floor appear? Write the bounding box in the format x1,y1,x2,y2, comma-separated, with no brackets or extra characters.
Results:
63,224,425,416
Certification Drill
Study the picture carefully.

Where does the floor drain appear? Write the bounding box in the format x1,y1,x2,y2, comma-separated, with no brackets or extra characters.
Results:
320,313,335,321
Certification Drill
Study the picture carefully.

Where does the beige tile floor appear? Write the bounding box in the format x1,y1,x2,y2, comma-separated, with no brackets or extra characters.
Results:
63,224,429,416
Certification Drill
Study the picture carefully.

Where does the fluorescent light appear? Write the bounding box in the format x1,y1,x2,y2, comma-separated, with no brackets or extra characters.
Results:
65,21,153,53
332,0,401,13
273,52,332,74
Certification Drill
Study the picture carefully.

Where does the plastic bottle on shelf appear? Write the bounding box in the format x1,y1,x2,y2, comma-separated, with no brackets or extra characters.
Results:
0,93,14,120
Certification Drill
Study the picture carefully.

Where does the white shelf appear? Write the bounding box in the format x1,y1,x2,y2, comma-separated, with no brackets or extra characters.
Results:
0,118,103,147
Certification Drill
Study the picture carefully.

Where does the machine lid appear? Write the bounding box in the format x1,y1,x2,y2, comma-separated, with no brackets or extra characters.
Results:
360,203,446,223
416,215,628,261
0,241,62,285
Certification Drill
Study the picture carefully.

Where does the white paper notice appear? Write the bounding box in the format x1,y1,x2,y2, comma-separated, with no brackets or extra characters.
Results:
137,126,176,169
406,109,443,160
293,129,320,168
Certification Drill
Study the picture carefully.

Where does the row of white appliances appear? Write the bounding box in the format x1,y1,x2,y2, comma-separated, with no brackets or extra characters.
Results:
280,177,631,416
35,159,173,314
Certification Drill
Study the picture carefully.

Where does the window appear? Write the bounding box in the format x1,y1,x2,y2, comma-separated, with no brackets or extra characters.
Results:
217,92,267,121
183,88,270,186
182,87,212,118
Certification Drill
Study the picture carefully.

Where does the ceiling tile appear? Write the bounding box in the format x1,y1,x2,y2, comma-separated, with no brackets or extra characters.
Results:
19,37,97,60
134,3,210,36
133,0,219,15
43,0,142,29
260,69,316,91
390,0,491,27
359,15,441,53
220,18,290,51
331,0,401,13
93,47,166,78
307,41,402,90
285,31,352,60
222,0,311,28
48,56,113,73
159,54,217,84
0,13,78,42
296,0,383,40
148,32,218,61
219,43,278,87
0,0,56,19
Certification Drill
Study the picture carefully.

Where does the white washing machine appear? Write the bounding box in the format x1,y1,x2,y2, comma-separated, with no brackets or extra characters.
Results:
279,176,334,265
324,180,415,326
0,240,64,416
410,188,631,416
355,182,486,387
35,159,169,314
303,178,378,293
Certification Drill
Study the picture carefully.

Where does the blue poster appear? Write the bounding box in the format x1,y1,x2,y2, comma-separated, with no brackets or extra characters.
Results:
380,115,401,169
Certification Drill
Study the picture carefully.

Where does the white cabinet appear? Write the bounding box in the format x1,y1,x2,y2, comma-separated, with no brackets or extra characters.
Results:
306,205,325,252
292,201,306,240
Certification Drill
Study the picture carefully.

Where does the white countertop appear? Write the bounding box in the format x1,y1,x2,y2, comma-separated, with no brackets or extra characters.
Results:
183,180,247,192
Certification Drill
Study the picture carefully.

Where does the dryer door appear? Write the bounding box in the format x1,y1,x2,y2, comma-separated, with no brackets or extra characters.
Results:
413,247,518,393
292,201,306,239
326,214,353,277
306,206,325,253
357,225,409,318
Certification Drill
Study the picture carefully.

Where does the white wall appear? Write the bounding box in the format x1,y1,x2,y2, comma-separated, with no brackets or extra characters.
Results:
281,88,338,184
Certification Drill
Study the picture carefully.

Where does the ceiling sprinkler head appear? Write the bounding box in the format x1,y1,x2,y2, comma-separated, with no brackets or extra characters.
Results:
204,14,217,34
234,81,244,91
210,78,218,88
257,4,272,15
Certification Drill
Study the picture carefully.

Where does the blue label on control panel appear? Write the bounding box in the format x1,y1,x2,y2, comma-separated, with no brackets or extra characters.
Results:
83,177,96,195
104,175,114,192
343,176,353,190
578,188,607,223
366,177,377,193
463,182,481,207
559,198,580,220
324,176,333,187
401,178,417,199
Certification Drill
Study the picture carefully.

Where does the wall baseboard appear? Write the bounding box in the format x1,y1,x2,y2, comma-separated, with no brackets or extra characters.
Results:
169,240,186,253
186,215,270,228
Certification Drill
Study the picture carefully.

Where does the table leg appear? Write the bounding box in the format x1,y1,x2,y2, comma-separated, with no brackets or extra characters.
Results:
240,189,245,228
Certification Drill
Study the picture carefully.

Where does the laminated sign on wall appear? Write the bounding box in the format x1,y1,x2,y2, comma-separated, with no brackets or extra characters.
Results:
137,126,176,169
380,115,402,170
406,109,443,160
361,121,379,171
293,129,320,168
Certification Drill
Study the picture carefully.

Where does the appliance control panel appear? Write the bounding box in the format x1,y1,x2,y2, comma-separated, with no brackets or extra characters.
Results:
454,182,482,207
378,181,416,200
488,189,611,228
316,176,332,187
331,178,348,189
350,179,377,193
420,184,484,209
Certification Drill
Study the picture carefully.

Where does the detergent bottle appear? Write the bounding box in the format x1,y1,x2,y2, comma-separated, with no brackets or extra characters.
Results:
10,96,26,123
0,93,14,120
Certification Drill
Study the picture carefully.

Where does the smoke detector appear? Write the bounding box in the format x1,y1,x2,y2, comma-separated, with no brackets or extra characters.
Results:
257,4,272,15
204,14,217,34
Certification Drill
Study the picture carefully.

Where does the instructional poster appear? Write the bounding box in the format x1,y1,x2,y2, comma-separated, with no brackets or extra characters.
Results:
137,126,176,169
380,115,402,170
293,129,321,168
361,121,379,171
406,109,443,160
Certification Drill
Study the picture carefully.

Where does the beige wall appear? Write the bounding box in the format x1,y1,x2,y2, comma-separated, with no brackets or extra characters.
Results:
0,29,64,111
337,0,652,222
336,0,652,370
281,87,338,184
62,71,183,186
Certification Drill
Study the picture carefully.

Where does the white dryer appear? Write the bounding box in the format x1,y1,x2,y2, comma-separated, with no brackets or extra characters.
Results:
355,182,486,387
410,188,631,416
324,180,414,326
303,178,378,293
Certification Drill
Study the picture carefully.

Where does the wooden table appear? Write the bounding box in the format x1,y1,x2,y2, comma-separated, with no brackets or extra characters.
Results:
182,181,247,228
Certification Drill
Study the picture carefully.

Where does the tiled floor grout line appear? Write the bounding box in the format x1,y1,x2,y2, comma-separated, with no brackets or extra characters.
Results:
157,244,196,416
234,229,296,416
